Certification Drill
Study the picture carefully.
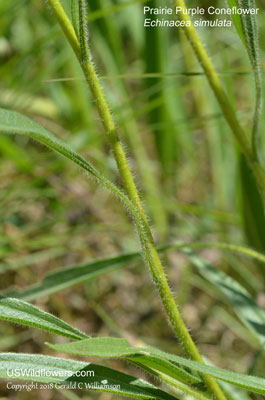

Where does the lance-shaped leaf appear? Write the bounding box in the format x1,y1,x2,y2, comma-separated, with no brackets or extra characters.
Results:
3,241,265,301
0,353,179,400
0,296,87,340
46,337,265,395
0,108,140,222
5,252,139,301
47,337,201,386
3,242,265,350
226,0,246,45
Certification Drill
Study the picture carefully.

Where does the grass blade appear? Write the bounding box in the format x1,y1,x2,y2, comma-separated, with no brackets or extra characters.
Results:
240,155,265,272
47,337,201,386
71,0,79,38
232,0,262,158
0,296,87,340
4,241,265,301
147,349,265,396
240,0,262,157
0,353,179,400
226,0,246,46
0,108,118,195
127,360,209,400
0,108,143,228
184,248,265,349
5,253,139,301
3,241,265,348
47,337,137,357
45,337,265,395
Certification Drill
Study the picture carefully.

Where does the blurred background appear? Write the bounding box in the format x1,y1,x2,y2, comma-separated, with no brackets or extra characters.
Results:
0,0,265,398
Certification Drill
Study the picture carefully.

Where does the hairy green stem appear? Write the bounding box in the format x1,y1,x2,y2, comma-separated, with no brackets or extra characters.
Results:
46,1,227,398
173,0,265,203
87,0,168,240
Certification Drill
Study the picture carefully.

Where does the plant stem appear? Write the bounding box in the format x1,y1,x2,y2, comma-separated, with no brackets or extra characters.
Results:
87,0,168,241
173,0,265,203
46,1,227,398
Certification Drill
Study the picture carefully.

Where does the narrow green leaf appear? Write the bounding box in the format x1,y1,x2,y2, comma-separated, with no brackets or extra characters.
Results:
0,353,88,384
128,360,209,400
3,241,265,350
2,229,265,352
0,296,87,340
184,248,265,349
226,0,246,46
0,108,153,266
0,353,179,400
0,108,137,220
145,348,265,396
240,155,265,272
71,0,80,38
43,71,250,83
237,0,262,156
0,108,150,268
45,337,265,395
48,337,137,358
5,252,139,301
177,241,265,264
78,0,90,64
0,108,106,185
47,337,201,386
4,241,265,301
127,354,202,387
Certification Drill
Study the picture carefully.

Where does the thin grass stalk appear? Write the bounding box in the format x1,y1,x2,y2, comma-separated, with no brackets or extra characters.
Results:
173,0,265,204
45,1,227,399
